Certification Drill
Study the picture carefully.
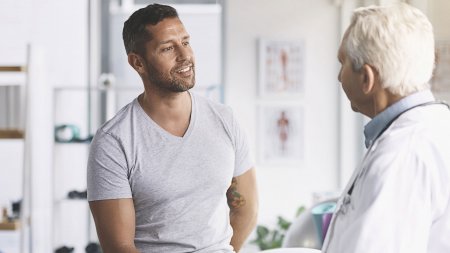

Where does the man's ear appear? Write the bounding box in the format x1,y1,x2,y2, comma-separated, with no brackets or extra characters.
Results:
128,53,146,75
361,64,376,95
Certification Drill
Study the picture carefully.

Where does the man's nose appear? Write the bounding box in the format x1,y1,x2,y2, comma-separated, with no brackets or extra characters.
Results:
177,46,192,62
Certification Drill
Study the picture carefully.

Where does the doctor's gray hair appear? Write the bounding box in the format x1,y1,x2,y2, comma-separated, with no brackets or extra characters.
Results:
343,3,435,96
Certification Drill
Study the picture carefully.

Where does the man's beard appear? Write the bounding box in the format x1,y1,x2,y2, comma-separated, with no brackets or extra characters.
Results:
145,60,195,93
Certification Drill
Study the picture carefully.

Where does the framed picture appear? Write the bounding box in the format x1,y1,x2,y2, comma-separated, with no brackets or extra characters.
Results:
257,103,304,165
431,40,450,102
258,39,305,97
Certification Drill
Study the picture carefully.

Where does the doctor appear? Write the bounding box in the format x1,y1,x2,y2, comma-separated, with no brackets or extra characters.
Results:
323,3,450,253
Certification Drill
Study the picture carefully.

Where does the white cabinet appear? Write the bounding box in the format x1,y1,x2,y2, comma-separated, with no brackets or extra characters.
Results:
52,143,91,252
0,230,21,253
52,87,98,253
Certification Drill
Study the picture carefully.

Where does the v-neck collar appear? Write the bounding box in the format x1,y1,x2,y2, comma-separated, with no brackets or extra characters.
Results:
135,91,196,141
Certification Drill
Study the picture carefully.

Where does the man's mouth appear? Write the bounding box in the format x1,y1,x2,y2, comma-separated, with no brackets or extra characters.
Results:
176,66,191,73
175,64,193,74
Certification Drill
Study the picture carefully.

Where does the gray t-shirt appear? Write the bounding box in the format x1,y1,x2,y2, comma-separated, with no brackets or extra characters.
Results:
87,92,253,253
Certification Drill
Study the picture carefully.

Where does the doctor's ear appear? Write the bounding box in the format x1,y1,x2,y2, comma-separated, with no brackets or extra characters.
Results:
361,64,376,95
128,53,146,75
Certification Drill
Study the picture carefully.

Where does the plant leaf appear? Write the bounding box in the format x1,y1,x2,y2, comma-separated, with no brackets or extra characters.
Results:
256,225,269,239
296,206,306,217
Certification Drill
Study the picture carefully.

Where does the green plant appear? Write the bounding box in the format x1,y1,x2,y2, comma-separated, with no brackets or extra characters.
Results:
251,206,306,250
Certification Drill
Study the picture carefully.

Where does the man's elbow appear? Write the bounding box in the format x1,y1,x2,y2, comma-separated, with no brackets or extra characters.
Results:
100,242,140,253
232,199,259,227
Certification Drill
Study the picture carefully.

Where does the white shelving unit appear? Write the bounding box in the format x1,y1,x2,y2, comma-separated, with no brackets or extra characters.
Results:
0,50,30,253
52,86,97,253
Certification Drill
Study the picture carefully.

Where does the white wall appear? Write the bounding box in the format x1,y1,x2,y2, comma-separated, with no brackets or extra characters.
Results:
29,1,90,252
429,0,450,39
224,0,342,229
0,0,90,252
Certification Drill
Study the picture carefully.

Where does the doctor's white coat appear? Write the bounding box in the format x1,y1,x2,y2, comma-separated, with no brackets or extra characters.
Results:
323,104,450,253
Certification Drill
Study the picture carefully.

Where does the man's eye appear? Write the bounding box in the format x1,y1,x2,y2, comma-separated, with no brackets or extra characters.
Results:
183,41,190,46
162,46,173,52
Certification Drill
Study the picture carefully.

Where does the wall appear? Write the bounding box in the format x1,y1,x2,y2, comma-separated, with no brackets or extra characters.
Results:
429,0,450,39
224,0,342,231
30,1,90,252
0,0,90,252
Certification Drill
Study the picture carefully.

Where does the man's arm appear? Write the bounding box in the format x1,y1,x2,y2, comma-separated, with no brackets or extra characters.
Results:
89,199,140,253
227,167,258,252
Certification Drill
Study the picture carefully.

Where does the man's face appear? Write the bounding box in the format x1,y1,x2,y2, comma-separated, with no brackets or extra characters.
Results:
142,17,195,92
337,39,366,114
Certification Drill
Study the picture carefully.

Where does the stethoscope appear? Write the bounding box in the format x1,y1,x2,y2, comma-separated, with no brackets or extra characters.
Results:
322,100,450,252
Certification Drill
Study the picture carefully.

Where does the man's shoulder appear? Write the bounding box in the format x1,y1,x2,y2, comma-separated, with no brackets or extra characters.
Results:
194,92,227,108
393,104,450,139
97,99,138,137
193,92,233,118
371,105,450,162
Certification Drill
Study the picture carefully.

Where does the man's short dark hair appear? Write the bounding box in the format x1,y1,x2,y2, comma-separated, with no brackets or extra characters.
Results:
123,4,179,55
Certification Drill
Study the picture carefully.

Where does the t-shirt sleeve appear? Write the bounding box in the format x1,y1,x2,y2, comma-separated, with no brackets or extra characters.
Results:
87,129,132,201
229,110,254,177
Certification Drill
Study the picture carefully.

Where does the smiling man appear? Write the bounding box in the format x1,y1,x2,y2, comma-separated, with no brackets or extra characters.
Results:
87,4,258,253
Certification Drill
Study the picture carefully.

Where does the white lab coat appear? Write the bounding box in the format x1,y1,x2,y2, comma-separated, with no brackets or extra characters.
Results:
322,104,450,253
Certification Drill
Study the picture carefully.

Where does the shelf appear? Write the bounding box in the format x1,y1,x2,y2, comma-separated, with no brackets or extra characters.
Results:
0,220,21,231
0,129,24,139
0,66,27,72
0,47,30,253
0,66,27,86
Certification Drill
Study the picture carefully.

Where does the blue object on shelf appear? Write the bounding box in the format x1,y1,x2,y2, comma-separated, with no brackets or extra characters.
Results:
54,124,93,143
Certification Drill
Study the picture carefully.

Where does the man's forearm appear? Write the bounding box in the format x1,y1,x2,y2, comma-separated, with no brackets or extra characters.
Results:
227,176,258,252
226,170,259,252
230,207,258,252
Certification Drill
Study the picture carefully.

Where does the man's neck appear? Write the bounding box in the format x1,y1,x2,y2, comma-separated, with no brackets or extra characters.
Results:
370,89,404,118
139,89,192,137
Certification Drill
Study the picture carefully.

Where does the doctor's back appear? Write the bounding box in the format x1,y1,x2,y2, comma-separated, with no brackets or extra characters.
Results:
323,3,450,253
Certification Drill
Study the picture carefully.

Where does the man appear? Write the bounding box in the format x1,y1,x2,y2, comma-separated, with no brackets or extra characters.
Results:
323,3,450,253
87,4,258,253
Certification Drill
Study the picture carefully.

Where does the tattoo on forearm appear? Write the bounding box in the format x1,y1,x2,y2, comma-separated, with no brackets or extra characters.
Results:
226,178,246,209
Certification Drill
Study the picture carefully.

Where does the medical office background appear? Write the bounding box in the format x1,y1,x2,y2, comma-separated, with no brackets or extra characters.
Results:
0,0,449,252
